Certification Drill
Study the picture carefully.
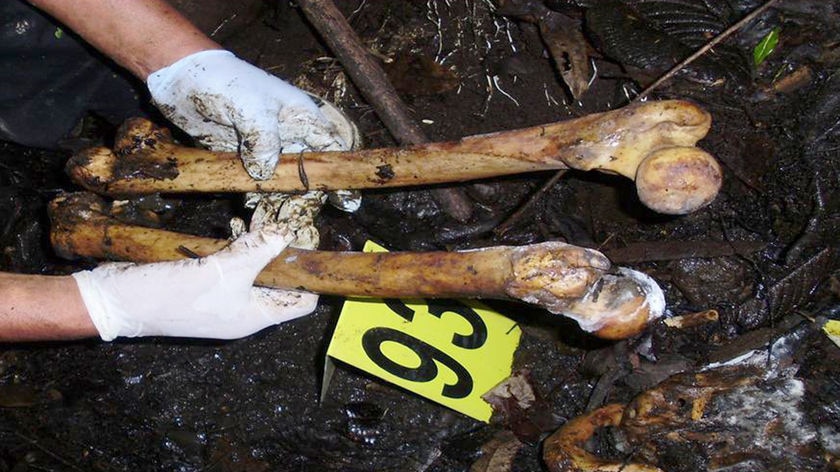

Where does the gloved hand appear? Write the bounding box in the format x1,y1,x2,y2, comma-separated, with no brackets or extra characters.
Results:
146,49,348,179
72,224,317,341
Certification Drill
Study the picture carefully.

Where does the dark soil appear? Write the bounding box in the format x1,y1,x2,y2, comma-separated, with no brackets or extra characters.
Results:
1,1,839,470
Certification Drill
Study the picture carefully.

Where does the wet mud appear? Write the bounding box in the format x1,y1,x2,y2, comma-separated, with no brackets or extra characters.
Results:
1,0,838,470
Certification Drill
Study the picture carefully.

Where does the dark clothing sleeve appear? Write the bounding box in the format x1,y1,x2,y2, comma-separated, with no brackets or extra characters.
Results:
0,0,146,149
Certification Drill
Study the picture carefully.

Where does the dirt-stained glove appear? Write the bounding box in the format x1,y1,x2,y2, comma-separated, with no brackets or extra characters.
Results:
72,224,317,341
146,49,348,179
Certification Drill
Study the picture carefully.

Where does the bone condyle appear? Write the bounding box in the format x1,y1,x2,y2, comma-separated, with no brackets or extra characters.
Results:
66,100,722,215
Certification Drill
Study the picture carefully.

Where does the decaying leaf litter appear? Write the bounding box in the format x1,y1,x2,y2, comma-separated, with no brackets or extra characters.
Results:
1,0,839,470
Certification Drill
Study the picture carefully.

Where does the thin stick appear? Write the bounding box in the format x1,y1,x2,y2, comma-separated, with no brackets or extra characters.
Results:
296,0,474,222
494,170,567,236
635,0,780,101
12,432,85,472
297,0,426,144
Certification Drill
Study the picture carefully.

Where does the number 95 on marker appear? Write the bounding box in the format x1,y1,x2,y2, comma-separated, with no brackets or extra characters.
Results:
326,242,522,422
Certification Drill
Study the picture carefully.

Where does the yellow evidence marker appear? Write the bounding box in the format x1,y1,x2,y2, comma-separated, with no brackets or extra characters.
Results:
326,241,522,422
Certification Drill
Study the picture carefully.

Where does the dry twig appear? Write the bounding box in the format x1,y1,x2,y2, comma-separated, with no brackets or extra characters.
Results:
635,0,781,101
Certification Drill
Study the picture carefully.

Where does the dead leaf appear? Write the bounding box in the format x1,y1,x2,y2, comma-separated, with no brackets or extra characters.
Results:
496,0,591,99
470,430,525,472
482,369,559,444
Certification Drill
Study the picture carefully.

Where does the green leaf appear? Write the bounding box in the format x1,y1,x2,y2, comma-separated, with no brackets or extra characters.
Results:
54,27,63,39
753,27,780,66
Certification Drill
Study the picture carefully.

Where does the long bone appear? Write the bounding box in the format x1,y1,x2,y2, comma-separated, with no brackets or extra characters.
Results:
49,192,665,340
68,100,721,215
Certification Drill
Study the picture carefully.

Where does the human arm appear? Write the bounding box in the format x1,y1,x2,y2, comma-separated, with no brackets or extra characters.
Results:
0,224,317,343
0,273,97,342
28,0,349,179
27,0,219,78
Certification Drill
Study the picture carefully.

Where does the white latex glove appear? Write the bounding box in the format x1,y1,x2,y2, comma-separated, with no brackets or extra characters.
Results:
146,49,347,179
72,224,317,341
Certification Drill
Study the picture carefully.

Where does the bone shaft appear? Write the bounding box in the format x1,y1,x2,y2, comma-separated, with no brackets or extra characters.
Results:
54,220,513,299
69,129,563,195
269,245,511,298
183,145,553,192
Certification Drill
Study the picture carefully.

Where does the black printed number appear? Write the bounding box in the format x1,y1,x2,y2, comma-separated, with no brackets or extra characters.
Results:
362,299,489,399
427,300,488,349
362,327,473,399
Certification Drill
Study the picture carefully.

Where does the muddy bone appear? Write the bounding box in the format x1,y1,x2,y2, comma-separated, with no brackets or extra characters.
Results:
49,192,665,340
68,100,721,215
541,365,831,471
